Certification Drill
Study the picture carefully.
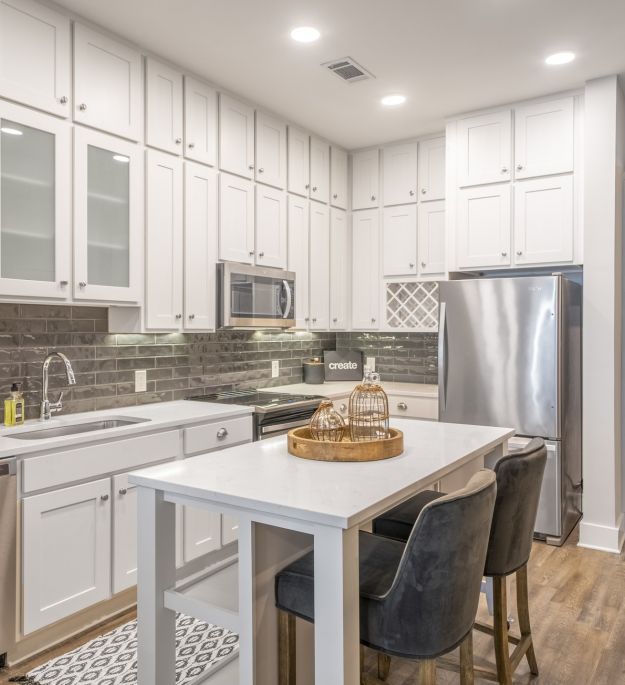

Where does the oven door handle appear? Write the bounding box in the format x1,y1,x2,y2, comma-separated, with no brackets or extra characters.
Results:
281,280,292,319
260,418,309,435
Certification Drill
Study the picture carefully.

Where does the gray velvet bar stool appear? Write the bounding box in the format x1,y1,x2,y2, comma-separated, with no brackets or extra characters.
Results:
373,438,547,684
274,469,497,685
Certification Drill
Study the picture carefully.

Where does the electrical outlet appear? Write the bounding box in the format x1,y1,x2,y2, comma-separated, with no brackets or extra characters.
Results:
134,369,147,392
272,360,280,378
366,356,376,373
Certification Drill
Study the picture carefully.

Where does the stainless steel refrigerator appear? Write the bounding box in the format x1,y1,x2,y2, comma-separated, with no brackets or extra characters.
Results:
438,274,582,546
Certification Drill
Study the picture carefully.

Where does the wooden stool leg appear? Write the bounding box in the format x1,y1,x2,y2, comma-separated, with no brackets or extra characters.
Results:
459,631,475,685
493,576,513,685
416,659,437,685
278,609,296,685
516,564,539,675
377,653,391,680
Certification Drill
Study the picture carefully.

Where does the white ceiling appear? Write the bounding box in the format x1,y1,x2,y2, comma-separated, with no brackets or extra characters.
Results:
53,0,625,149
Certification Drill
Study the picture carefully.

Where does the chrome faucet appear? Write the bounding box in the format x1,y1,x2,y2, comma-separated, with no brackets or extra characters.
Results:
41,352,76,420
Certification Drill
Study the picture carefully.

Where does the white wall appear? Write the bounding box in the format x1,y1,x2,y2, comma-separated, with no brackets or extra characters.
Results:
618,77,625,523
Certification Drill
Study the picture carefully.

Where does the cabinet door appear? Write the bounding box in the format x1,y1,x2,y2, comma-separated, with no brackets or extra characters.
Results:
457,110,511,187
0,101,70,299
183,507,222,563
287,195,310,329
514,175,573,266
383,205,417,276
73,24,142,141
287,126,309,196
23,478,111,634
222,515,239,546
255,185,286,269
309,136,330,204
255,111,286,189
418,200,446,275
112,473,137,594
352,149,379,209
0,0,70,116
418,137,445,201
330,146,348,209
184,162,217,330
383,143,417,206
457,185,511,269
352,209,380,330
514,97,574,180
73,127,143,303
219,93,254,178
309,202,330,329
330,208,349,330
145,58,183,155
145,149,183,329
219,172,254,264
183,77,217,166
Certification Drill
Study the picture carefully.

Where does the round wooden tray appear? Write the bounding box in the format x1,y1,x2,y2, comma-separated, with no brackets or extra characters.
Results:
287,426,404,462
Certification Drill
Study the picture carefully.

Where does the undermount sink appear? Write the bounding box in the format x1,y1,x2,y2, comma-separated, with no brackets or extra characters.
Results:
9,417,150,440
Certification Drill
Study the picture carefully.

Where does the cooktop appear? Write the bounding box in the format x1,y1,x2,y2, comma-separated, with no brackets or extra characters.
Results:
186,389,326,411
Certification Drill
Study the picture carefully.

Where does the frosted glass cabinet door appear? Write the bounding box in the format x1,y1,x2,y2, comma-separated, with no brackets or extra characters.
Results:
73,127,143,302
0,101,70,299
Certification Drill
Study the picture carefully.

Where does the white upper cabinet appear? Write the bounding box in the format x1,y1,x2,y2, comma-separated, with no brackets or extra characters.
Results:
255,111,286,189
0,0,70,116
513,175,573,266
383,143,417,206
145,150,183,329
145,58,183,155
514,97,574,180
219,172,254,264
330,208,349,330
352,148,379,210
183,77,217,166
184,162,218,330
418,200,446,275
352,209,380,330
73,24,142,141
383,205,417,276
0,100,71,300
255,185,287,268
287,125,310,197
73,127,143,303
287,195,310,329
457,110,512,187
309,202,330,329
219,93,254,178
418,137,446,201
330,146,348,209
309,136,330,204
457,184,511,269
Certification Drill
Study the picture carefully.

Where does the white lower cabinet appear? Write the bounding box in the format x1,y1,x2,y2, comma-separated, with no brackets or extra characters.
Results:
352,209,380,330
418,200,446,275
112,473,138,594
22,478,112,634
287,195,310,328
330,208,350,330
308,202,330,330
383,204,417,276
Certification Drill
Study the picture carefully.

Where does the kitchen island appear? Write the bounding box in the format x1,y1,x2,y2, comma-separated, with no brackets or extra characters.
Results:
130,418,514,685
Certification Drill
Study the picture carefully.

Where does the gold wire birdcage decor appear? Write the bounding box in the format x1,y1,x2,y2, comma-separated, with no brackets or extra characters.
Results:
309,400,347,442
348,370,390,442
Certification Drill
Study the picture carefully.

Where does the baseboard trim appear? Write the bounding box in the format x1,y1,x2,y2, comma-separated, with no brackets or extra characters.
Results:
578,514,625,553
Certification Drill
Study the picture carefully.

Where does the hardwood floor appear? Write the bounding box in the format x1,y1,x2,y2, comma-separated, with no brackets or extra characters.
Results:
2,528,624,684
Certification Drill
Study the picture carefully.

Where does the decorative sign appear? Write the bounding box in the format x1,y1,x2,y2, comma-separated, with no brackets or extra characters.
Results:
323,351,364,381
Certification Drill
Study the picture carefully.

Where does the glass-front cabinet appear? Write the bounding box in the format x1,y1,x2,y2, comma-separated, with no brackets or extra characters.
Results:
74,127,142,302
0,100,71,299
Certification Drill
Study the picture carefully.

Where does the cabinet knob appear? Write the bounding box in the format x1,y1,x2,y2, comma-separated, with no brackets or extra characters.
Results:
258,168,264,173
258,251,264,258
409,190,415,196
176,313,182,319
304,317,310,322
333,317,338,323
501,251,508,257
409,262,415,269
312,186,318,192
79,103,87,111
333,193,338,199
249,250,255,256
248,164,255,170
305,183,310,189
59,280,68,286
421,261,426,267
188,142,195,149
59,96,68,105
371,195,376,201
340,404,347,412
397,402,408,410
101,494,109,501
516,164,523,171
516,250,523,256
188,313,195,319
421,188,427,195
216,427,229,440
175,138,182,144
371,317,376,323
501,166,508,173
79,281,87,288
118,488,127,496
312,318,317,323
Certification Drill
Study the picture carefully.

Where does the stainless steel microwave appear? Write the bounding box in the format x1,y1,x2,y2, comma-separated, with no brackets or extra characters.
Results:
217,262,295,328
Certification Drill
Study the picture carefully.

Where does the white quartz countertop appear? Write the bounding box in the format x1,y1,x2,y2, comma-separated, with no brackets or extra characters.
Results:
130,418,513,529
0,400,252,459
264,381,438,399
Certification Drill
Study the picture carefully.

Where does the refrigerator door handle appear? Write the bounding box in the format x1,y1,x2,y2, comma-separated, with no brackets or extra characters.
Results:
438,301,447,412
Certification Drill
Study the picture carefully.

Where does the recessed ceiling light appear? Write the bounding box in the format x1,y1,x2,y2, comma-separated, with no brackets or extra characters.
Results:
290,26,320,43
112,154,130,163
381,94,406,107
545,51,575,66
0,126,23,136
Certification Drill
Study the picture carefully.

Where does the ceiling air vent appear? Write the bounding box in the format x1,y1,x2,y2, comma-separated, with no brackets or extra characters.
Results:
323,57,374,84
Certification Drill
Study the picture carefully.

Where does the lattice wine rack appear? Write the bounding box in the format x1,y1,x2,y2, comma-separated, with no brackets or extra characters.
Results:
385,281,439,331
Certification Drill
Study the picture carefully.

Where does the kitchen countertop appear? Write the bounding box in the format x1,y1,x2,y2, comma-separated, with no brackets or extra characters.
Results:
264,380,438,399
0,400,252,459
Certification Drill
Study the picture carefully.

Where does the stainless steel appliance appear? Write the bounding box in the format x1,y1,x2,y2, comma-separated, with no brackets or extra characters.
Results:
217,262,295,329
0,457,17,665
438,274,582,545
186,390,325,440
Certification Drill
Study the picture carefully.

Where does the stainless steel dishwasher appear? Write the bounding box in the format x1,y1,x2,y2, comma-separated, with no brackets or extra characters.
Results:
0,456,17,666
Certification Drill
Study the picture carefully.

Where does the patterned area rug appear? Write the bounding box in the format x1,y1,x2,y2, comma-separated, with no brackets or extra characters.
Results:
17,614,238,685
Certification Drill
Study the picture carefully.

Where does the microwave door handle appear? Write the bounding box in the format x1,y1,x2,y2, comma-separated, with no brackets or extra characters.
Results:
281,280,292,319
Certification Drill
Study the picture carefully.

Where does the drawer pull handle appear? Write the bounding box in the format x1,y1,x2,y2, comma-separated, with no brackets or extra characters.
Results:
217,427,229,440
119,488,127,495
101,494,109,501
397,402,408,410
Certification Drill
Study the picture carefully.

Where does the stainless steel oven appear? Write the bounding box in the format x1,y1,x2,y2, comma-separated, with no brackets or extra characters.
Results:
217,262,295,329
